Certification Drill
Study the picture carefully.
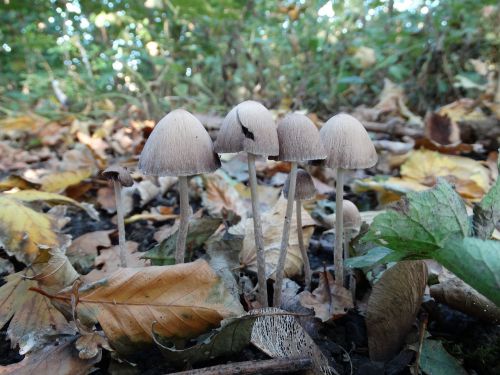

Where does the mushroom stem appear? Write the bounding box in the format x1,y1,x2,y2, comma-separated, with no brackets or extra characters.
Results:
113,180,127,267
273,162,298,306
296,201,311,291
344,232,354,293
247,153,268,307
176,176,190,264
334,167,345,286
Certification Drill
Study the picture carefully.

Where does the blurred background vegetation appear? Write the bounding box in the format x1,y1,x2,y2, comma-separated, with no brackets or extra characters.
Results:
0,0,498,120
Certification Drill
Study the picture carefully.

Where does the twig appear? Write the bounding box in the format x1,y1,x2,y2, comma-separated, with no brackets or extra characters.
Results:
414,312,428,374
167,357,312,375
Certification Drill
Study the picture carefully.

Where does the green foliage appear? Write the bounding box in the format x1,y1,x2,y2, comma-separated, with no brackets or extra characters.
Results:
362,179,500,306
420,339,468,375
1,0,498,118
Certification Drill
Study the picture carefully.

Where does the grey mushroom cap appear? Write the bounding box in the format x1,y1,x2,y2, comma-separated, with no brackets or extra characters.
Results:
277,113,327,162
138,109,220,177
343,200,362,231
102,165,134,187
319,113,378,169
214,100,279,156
283,169,316,200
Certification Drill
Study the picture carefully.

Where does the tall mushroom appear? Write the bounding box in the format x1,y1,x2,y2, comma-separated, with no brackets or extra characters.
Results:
139,109,220,264
320,113,377,286
214,100,279,307
102,165,134,267
273,113,326,306
283,168,317,291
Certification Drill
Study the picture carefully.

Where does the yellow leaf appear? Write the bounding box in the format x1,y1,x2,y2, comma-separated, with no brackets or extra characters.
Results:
48,259,243,354
240,197,315,279
40,168,92,193
401,149,490,200
0,196,63,263
0,115,44,135
437,99,487,125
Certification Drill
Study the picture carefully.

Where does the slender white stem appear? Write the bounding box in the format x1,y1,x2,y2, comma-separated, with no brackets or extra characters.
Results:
247,153,268,307
273,162,298,306
297,201,312,291
113,180,127,267
335,167,345,286
176,176,190,264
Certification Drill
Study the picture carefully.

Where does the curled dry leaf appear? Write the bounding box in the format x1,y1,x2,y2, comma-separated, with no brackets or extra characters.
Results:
240,197,315,279
366,260,427,362
250,307,337,375
299,271,353,322
75,331,113,359
0,336,101,375
45,259,244,354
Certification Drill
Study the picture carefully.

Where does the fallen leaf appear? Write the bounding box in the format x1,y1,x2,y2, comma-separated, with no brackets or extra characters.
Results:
424,112,461,146
0,195,70,263
76,131,109,161
366,261,428,361
240,197,315,279
0,336,100,375
97,187,116,213
299,271,353,322
0,115,44,135
75,331,112,359
40,168,92,193
124,213,177,224
83,241,148,283
202,171,247,219
67,230,113,272
419,338,468,375
354,46,376,68
46,259,244,354
437,98,487,127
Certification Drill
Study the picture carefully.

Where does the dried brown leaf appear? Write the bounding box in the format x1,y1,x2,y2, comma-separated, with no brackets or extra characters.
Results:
75,331,112,359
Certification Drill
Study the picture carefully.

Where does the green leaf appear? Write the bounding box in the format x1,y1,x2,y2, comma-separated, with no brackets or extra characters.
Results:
153,315,257,367
420,339,467,375
345,247,397,268
362,180,469,257
473,150,500,239
435,237,500,306
143,217,222,265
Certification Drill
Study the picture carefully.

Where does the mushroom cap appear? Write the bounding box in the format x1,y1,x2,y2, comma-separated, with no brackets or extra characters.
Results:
138,109,220,176
214,100,279,156
283,169,316,200
319,113,378,169
102,165,134,187
277,113,327,162
343,200,361,231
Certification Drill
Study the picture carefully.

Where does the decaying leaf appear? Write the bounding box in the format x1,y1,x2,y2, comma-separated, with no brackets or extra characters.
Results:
366,261,427,361
0,336,100,375
67,230,113,272
0,195,69,263
40,168,93,193
153,314,257,367
202,170,247,220
75,331,112,359
419,338,468,375
299,271,353,322
45,259,244,354
83,241,149,283
250,307,337,375
240,197,315,279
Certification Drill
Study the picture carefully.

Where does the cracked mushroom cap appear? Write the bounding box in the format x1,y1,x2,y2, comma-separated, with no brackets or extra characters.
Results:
102,165,134,187
214,100,279,156
138,109,220,176
283,169,316,200
319,113,378,169
343,200,361,231
277,113,326,162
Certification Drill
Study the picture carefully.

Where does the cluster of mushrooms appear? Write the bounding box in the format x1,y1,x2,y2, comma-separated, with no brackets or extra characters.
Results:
104,101,377,307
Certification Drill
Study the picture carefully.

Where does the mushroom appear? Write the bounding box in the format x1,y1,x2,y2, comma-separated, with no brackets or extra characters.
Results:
273,113,326,306
283,168,317,291
342,199,361,258
319,113,377,286
139,109,220,264
102,165,134,267
215,100,279,307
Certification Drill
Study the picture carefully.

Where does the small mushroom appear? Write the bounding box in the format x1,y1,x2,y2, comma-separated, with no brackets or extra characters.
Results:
320,113,377,286
215,101,279,307
283,168,316,291
139,109,220,264
102,165,133,267
273,113,326,306
342,199,361,296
